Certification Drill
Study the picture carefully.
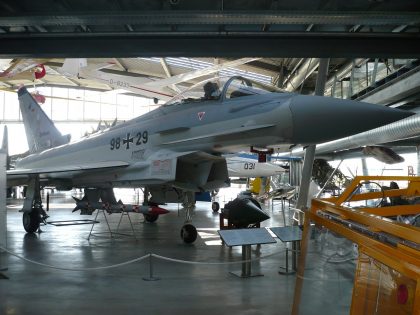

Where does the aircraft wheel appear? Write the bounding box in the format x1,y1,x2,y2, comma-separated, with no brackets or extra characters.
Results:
211,202,220,212
23,210,40,233
180,224,197,244
144,213,159,223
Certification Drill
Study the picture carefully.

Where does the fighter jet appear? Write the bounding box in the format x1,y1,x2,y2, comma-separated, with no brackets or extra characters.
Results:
6,76,412,243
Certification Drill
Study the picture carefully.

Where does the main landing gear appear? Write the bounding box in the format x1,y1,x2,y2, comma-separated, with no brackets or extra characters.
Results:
181,224,197,244
21,177,48,233
22,210,41,233
180,192,197,244
210,190,220,213
143,213,159,223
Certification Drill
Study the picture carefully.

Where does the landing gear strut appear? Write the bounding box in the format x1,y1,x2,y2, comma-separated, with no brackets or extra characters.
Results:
180,192,197,243
211,190,220,213
21,177,48,233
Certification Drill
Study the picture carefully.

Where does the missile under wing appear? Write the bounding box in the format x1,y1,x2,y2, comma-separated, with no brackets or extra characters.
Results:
6,76,413,243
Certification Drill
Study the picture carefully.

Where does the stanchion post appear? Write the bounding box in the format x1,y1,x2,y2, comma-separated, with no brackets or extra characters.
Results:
0,150,8,276
143,254,160,281
46,192,50,212
241,245,252,277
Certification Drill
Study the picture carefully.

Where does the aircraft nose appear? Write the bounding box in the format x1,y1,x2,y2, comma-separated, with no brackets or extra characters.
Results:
288,94,414,145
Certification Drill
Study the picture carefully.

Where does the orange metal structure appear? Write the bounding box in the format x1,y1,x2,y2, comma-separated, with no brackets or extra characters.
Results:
292,176,420,315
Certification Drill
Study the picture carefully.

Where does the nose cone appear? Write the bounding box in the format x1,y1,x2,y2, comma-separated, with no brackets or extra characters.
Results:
289,95,413,145
223,197,270,228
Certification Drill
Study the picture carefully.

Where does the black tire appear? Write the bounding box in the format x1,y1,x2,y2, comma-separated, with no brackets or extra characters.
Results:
144,213,159,223
211,202,220,212
180,224,197,244
23,210,40,233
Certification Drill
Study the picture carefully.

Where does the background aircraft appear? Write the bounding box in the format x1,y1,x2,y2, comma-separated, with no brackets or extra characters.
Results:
0,58,47,80
0,57,259,102
6,76,412,243
226,155,285,178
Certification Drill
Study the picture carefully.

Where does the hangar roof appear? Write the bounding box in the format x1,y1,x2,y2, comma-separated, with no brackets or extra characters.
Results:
0,0,419,58
0,1,419,103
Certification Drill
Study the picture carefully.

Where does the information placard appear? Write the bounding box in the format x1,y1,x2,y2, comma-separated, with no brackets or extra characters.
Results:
218,228,276,247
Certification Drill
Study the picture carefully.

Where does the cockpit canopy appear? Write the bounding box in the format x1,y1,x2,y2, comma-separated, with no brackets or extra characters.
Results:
164,76,283,106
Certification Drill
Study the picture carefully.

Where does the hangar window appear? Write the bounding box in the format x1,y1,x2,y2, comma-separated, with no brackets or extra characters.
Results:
4,92,19,120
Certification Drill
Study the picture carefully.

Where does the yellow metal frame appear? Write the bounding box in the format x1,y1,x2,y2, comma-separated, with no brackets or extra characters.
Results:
292,176,420,315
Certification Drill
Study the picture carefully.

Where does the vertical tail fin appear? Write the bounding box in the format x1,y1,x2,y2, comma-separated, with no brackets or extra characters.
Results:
18,87,70,153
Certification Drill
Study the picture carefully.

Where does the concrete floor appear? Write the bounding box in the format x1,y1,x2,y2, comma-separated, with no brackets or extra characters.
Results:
0,190,355,315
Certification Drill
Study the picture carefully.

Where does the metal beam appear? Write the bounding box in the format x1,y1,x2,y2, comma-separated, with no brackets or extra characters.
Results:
358,65,420,104
113,58,128,71
62,77,80,87
145,57,259,88
325,58,367,91
291,59,330,315
0,150,7,274
0,32,417,58
1,11,420,27
285,58,320,92
159,58,181,94
295,58,330,215
0,82,13,88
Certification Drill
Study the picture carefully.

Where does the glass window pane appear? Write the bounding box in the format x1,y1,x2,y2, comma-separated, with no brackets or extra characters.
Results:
41,97,52,120
101,103,117,120
69,88,84,100
68,100,84,121
0,91,4,120
7,124,28,154
51,98,68,120
4,91,19,120
84,90,100,102
117,94,132,106
37,86,52,97
132,95,150,116
52,87,68,98
133,104,149,117
84,101,101,120
101,92,116,105
117,94,133,120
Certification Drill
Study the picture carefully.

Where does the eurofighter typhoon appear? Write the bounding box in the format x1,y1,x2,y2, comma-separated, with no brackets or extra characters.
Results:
6,76,412,243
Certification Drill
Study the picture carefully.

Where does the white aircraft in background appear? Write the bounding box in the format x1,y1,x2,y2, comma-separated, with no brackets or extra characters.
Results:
226,155,286,178
0,59,47,80
57,58,260,101
0,57,259,102
204,155,287,211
